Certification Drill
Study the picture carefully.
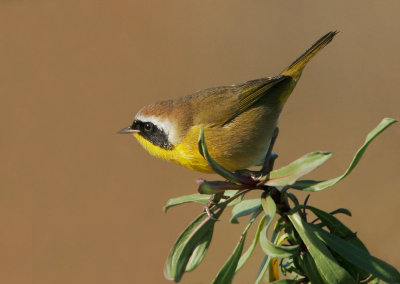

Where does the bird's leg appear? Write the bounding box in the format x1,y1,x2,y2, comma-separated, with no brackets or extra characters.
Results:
203,193,223,220
259,127,279,177
234,128,279,182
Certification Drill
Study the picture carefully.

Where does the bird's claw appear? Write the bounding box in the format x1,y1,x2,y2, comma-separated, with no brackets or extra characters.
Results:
203,206,218,221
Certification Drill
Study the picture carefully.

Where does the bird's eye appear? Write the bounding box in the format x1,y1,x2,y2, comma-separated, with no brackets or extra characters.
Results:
143,122,153,132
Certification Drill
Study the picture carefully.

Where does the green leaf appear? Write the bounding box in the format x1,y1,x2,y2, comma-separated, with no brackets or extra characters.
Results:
198,179,244,195
236,215,266,271
288,212,356,283
185,230,212,272
329,208,352,217
290,118,397,192
163,190,240,212
254,222,289,284
198,128,253,184
164,206,225,282
260,225,300,258
261,192,277,222
212,208,260,284
259,193,278,250
298,252,328,284
264,151,332,186
298,205,368,252
212,237,245,284
259,193,300,257
289,255,304,275
163,193,211,212
225,190,243,207
284,223,302,247
286,192,299,207
275,233,289,248
312,224,400,284
330,250,370,282
230,199,262,223
368,276,380,284
254,255,271,284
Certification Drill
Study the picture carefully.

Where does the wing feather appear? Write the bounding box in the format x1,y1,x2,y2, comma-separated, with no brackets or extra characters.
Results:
219,75,288,126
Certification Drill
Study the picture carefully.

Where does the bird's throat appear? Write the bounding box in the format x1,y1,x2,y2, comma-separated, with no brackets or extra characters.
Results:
133,132,213,173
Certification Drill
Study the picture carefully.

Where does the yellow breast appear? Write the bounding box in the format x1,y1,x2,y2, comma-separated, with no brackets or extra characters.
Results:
133,127,213,173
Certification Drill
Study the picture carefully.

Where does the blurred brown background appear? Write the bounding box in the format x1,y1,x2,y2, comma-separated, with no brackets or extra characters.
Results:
0,1,399,283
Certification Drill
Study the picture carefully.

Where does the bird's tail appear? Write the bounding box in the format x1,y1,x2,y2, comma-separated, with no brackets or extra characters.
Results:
281,31,338,80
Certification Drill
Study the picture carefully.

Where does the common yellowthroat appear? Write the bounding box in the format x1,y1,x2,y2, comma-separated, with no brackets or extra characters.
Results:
119,31,337,173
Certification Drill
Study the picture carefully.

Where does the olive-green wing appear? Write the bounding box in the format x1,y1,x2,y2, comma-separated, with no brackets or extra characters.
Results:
219,75,289,126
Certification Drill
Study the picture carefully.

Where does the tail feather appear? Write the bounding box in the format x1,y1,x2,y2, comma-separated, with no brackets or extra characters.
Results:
281,31,338,80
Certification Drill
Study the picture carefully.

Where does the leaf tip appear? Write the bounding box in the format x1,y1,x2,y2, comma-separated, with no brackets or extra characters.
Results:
383,117,397,123
230,218,239,224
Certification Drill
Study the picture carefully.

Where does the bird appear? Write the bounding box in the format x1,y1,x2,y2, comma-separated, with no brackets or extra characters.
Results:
119,31,337,173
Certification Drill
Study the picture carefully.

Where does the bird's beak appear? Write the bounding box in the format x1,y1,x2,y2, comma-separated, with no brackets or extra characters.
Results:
117,126,139,134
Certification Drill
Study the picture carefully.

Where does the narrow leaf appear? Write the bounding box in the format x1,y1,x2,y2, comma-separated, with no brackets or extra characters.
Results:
212,208,260,284
185,230,212,272
299,205,368,252
236,215,266,271
164,190,240,212
313,225,400,284
230,199,261,224
261,192,276,222
330,250,370,282
225,190,243,207
260,193,299,257
329,208,352,217
305,208,371,283
259,224,300,258
298,252,328,284
198,179,244,194
286,192,299,207
265,151,332,186
164,206,225,282
270,280,298,284
255,255,271,284
163,194,211,212
291,118,397,191
212,237,245,284
288,213,356,283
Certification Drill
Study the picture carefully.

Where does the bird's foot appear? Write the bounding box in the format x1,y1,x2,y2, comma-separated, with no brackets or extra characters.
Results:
203,193,222,221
